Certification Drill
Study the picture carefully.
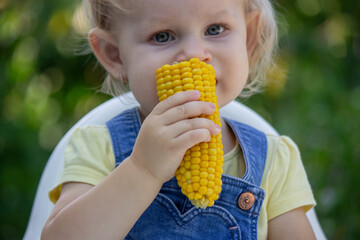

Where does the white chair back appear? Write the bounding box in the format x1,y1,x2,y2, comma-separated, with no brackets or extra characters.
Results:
23,92,326,240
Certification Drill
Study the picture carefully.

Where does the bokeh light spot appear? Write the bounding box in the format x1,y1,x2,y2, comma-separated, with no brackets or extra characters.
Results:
39,122,63,150
296,0,322,16
10,37,39,82
47,9,72,39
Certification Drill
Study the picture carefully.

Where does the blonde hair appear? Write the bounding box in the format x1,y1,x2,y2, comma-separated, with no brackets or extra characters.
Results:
84,0,278,98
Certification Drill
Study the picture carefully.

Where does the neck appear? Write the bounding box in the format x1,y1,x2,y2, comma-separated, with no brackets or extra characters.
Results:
221,118,237,154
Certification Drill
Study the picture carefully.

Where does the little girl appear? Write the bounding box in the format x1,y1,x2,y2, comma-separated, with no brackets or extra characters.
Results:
42,0,316,239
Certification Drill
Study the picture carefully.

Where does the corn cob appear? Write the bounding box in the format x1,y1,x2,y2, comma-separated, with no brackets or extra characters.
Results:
155,58,224,208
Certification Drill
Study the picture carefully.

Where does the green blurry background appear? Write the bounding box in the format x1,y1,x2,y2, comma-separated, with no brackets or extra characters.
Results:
0,0,359,239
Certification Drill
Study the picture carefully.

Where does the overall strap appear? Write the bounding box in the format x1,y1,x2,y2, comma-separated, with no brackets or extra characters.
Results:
106,107,141,167
224,118,268,187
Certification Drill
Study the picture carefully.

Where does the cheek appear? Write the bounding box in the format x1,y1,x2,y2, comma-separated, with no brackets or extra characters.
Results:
223,52,249,85
128,67,159,113
216,54,249,107
231,45,250,84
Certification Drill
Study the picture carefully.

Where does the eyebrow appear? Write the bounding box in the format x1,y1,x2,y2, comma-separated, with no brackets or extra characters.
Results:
147,5,240,21
207,8,240,18
133,5,242,34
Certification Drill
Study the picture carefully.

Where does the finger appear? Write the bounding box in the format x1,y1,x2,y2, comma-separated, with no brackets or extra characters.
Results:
162,101,216,125
153,90,201,115
171,118,221,138
175,129,214,150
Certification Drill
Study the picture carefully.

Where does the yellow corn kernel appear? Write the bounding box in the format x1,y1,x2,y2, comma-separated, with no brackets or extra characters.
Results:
156,58,223,209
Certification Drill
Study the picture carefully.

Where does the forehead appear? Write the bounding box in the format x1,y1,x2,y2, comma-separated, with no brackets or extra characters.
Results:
115,0,245,23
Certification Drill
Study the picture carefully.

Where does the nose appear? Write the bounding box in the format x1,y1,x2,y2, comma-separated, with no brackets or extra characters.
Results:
175,37,212,63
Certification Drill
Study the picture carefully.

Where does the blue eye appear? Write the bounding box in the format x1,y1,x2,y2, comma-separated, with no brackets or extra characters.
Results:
152,32,173,43
206,25,224,36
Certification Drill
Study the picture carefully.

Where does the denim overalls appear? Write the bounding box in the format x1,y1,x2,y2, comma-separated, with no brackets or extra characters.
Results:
106,107,267,240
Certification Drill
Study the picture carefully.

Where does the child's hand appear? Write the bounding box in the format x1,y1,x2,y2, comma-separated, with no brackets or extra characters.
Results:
129,90,221,184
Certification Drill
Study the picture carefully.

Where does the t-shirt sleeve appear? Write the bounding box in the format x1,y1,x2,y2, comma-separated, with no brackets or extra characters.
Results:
264,135,316,221
48,126,115,204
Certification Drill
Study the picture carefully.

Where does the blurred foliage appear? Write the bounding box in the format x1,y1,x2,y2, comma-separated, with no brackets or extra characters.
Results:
0,0,359,239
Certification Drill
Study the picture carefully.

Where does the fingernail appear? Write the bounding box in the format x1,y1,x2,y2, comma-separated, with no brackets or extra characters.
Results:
208,102,216,109
214,125,221,134
193,90,200,96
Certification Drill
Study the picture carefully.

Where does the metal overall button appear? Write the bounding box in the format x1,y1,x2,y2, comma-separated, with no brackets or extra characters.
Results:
237,192,255,210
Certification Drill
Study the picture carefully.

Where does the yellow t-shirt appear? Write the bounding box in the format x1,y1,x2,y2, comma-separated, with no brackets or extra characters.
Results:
49,126,316,240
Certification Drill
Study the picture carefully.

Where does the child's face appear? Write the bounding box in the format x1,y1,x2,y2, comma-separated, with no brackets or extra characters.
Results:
114,0,254,116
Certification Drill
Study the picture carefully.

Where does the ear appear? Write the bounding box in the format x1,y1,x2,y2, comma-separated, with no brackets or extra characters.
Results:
88,28,126,80
245,10,261,62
